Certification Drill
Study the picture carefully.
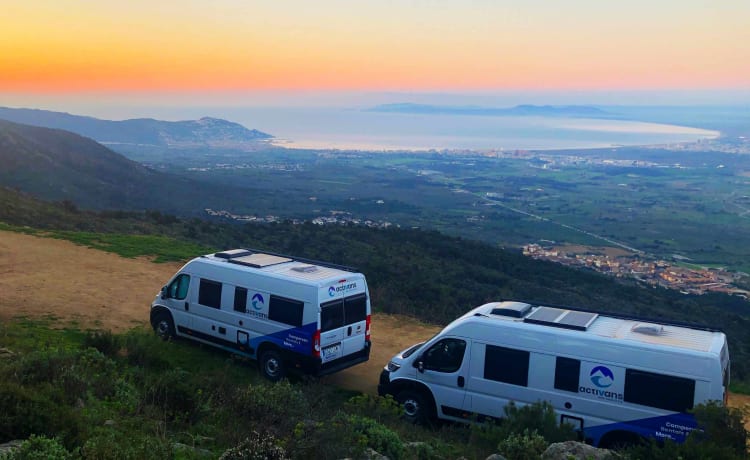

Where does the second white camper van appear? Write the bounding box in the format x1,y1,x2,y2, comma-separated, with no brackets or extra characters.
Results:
378,301,729,448
151,248,371,380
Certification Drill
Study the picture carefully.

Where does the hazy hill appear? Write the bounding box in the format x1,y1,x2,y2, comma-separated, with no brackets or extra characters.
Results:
369,103,616,118
0,106,272,147
0,119,255,213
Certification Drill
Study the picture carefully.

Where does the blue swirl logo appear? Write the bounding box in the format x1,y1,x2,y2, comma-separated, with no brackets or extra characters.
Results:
590,366,614,388
251,293,264,310
328,286,336,297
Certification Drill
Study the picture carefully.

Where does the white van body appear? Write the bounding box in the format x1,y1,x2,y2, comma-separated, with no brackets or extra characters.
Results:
151,249,371,380
378,301,729,447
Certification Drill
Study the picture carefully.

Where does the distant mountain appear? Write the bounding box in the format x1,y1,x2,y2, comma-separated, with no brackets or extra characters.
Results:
0,119,253,212
0,107,272,147
368,103,618,118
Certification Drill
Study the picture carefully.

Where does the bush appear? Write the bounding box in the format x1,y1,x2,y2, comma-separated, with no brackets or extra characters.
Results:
142,368,199,421
0,435,74,460
81,427,173,460
496,429,547,460
83,330,120,357
344,394,402,425
230,381,309,434
218,431,287,460
346,414,404,460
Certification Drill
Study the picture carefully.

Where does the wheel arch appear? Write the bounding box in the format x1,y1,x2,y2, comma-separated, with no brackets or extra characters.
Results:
388,379,437,417
150,305,173,327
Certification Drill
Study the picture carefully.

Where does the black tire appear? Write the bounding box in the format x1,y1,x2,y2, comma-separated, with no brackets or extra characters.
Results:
259,349,286,382
397,389,431,424
153,312,175,341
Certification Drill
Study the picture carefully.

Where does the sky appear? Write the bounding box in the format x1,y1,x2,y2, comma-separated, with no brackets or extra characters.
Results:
1,0,749,108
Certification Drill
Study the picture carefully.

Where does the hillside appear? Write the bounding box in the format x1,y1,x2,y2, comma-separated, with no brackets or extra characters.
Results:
1,187,749,382
0,120,258,213
0,106,272,147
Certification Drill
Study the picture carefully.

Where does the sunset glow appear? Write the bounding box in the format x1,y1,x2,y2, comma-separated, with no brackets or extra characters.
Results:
1,0,749,94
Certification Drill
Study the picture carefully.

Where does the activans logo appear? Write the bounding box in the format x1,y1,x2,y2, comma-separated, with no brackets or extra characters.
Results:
590,366,615,388
251,293,265,311
328,286,336,297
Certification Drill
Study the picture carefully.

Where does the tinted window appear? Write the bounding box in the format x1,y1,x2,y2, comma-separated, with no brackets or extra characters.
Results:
268,295,304,327
344,294,367,325
321,299,344,332
555,357,581,393
167,274,190,300
423,338,466,373
198,279,222,309
624,369,695,412
234,287,248,313
484,345,529,387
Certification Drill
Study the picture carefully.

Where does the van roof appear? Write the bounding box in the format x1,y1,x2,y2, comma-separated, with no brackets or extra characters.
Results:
197,249,361,285
468,301,725,355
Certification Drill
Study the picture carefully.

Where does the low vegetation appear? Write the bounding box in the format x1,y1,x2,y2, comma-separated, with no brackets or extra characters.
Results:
0,320,746,459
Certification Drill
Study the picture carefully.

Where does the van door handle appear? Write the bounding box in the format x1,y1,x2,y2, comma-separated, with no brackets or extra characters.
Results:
347,326,352,336
457,376,465,388
184,302,189,311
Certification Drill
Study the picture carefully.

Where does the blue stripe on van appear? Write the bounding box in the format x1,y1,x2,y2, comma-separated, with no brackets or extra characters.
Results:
585,412,698,445
249,322,318,356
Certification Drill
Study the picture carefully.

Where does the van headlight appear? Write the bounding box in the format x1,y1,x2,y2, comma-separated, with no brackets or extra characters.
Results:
386,361,401,372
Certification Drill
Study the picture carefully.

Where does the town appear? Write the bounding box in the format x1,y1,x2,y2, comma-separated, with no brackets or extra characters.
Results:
523,243,749,298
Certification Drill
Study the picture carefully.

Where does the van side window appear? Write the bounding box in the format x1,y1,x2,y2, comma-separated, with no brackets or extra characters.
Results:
423,339,466,373
198,279,222,309
321,299,344,332
167,274,190,300
234,287,248,313
484,345,529,387
624,369,695,412
269,295,304,327
554,357,581,393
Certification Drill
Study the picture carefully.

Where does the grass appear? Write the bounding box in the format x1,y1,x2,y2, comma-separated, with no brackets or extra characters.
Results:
0,221,211,263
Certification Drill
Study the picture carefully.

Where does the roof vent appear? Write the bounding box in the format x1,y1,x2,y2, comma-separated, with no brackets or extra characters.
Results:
291,265,319,273
631,323,664,336
491,302,532,318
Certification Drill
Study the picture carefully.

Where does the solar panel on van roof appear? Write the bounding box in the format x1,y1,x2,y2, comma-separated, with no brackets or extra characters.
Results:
228,253,292,268
524,306,598,331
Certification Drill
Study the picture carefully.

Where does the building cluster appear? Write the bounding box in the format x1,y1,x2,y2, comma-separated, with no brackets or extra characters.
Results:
204,208,395,229
523,243,749,298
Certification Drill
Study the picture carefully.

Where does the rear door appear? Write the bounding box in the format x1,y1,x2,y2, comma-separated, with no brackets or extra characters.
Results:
319,292,368,362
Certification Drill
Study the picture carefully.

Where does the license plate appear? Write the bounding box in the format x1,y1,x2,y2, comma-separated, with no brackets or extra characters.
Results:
322,343,341,359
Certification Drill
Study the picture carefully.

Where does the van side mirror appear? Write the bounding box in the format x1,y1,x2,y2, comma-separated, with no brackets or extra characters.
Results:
160,286,167,299
414,359,425,373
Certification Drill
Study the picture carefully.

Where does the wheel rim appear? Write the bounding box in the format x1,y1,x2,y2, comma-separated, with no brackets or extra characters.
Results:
264,356,280,377
403,398,420,417
156,320,170,338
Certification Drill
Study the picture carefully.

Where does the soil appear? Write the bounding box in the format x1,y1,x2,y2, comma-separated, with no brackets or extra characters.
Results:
1,229,747,429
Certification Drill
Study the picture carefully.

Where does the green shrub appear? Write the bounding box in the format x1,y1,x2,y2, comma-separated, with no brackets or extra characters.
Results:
344,394,402,425
83,330,120,357
0,435,74,460
218,431,287,460
81,427,173,460
142,368,198,421
121,331,170,369
345,414,404,460
230,381,309,434
496,429,547,460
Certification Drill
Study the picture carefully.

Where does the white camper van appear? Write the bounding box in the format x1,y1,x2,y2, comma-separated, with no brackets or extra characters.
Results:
151,248,371,380
378,301,729,448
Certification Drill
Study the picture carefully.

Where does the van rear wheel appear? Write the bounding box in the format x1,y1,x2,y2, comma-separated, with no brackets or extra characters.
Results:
259,350,286,382
153,313,175,341
397,389,431,424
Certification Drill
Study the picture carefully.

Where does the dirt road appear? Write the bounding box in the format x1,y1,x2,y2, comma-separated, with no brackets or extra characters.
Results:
1,230,748,422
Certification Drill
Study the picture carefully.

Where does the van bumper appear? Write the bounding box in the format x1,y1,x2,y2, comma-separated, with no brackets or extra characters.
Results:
298,340,371,377
377,369,392,396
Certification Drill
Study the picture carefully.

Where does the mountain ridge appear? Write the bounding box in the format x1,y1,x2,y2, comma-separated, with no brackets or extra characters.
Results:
0,106,272,147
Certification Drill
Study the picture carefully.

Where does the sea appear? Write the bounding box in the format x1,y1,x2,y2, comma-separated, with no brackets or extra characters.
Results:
226,107,719,151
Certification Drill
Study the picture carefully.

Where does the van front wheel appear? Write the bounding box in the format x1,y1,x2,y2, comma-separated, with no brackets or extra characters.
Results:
397,390,430,424
153,313,175,341
259,350,286,382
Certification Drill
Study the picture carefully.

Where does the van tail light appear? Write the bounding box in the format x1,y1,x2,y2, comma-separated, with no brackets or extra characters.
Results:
365,314,371,342
313,329,321,359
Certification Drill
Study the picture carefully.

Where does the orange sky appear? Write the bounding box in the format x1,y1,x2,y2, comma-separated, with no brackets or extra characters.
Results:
1,1,749,93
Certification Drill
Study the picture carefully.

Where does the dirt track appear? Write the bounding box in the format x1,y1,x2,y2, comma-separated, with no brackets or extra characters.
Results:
1,230,748,418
